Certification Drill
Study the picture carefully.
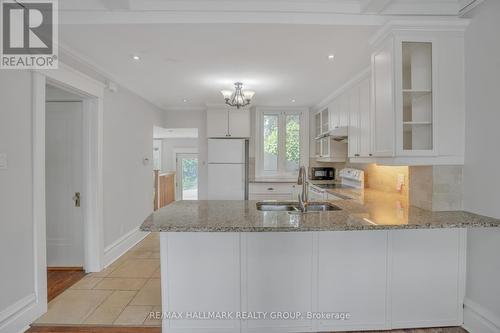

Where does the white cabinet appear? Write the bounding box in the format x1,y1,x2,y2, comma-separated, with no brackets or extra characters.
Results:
243,233,314,332
369,24,466,165
207,108,250,138
162,233,241,332
329,95,349,130
349,78,373,159
371,38,396,157
317,137,347,162
318,231,388,331
391,229,465,328
249,182,297,201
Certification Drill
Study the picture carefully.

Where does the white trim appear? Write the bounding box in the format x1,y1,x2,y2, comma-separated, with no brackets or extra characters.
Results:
369,18,470,46
0,294,36,333
463,298,500,333
25,61,105,333
254,107,309,180
459,0,484,16
103,228,150,268
312,67,371,113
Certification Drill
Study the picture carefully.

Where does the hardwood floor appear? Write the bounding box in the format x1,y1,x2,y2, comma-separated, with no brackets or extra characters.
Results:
26,326,467,333
47,268,87,302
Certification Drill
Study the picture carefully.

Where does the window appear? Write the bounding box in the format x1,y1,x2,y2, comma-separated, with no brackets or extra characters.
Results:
256,109,307,178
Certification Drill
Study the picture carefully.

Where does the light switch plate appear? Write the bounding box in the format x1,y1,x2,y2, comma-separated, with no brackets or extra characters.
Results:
0,153,7,169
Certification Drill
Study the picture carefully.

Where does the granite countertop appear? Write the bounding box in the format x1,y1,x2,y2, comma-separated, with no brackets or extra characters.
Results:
140,191,500,232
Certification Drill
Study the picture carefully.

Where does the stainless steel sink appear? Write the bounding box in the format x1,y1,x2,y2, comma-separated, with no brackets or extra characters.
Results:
256,202,341,212
304,202,342,211
256,202,300,211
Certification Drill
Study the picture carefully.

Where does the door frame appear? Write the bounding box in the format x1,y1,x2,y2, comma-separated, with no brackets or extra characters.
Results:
32,63,105,315
173,148,198,200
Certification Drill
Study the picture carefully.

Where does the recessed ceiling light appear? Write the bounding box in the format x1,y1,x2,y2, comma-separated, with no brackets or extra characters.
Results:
328,54,335,60
132,55,140,61
291,99,296,103
183,99,188,103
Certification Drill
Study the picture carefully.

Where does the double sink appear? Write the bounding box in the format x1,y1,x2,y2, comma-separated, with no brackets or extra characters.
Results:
256,201,341,213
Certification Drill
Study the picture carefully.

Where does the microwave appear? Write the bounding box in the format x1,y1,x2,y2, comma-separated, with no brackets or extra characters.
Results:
310,167,335,180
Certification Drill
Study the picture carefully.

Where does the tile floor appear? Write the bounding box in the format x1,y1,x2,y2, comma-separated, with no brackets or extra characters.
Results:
35,233,161,327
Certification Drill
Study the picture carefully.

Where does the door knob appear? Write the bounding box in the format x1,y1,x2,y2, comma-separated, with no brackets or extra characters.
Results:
73,192,81,207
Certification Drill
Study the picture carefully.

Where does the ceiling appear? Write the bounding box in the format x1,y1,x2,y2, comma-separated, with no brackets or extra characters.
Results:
56,0,475,110
59,24,375,108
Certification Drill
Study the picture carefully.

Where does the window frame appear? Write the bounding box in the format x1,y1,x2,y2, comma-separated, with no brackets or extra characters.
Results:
255,107,309,180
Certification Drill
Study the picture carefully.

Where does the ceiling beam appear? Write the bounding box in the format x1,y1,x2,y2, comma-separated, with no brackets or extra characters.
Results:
360,0,394,14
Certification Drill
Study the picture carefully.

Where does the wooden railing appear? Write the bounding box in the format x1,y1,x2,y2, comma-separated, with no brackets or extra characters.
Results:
154,170,175,210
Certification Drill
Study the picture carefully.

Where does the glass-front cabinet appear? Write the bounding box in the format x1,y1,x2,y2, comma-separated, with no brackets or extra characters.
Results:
398,40,436,155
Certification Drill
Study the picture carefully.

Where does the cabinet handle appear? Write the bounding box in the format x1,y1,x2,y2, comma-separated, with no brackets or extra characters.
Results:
355,154,360,157
226,134,231,137
267,187,274,191
369,153,373,156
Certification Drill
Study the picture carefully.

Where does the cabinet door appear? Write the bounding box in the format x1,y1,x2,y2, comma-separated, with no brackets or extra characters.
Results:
348,85,360,158
315,139,321,158
372,38,395,157
339,93,350,128
207,109,229,138
359,78,372,157
243,233,314,332
321,108,329,134
314,112,322,138
318,231,388,331
163,233,241,332
391,229,464,328
228,108,251,137
329,100,340,130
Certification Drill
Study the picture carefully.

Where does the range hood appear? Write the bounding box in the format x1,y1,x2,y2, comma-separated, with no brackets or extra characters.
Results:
328,126,348,143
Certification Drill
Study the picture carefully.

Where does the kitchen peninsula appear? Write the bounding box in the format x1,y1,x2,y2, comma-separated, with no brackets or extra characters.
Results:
141,197,500,333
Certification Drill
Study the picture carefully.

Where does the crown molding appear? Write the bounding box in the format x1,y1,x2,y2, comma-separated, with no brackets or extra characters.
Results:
58,42,167,111
369,17,470,45
164,106,207,112
312,66,371,113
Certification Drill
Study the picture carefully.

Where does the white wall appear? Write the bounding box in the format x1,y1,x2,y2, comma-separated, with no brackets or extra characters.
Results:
0,71,37,330
164,109,207,199
463,1,500,331
0,65,163,331
161,138,198,172
102,86,163,248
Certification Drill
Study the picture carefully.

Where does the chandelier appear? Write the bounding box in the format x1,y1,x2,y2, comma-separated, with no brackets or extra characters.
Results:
220,82,255,109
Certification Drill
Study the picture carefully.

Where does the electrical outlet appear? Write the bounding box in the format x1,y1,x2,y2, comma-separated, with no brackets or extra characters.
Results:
397,173,405,191
0,153,7,169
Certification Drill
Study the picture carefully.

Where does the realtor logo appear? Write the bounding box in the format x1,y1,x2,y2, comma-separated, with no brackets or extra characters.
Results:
1,0,58,69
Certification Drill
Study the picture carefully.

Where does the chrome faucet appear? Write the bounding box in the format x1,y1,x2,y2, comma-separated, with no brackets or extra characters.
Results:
297,166,308,212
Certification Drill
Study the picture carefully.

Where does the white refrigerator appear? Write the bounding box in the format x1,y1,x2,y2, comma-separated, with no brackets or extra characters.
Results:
207,139,249,200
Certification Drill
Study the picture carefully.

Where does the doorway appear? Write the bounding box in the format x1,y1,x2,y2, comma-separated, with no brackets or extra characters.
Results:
45,85,88,299
176,153,199,200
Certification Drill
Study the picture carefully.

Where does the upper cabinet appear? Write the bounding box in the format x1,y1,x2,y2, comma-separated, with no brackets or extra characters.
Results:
368,23,467,165
207,108,251,138
348,77,372,158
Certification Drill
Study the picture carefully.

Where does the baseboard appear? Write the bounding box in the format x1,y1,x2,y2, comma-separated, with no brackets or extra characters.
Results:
103,227,149,268
463,298,500,333
0,293,41,333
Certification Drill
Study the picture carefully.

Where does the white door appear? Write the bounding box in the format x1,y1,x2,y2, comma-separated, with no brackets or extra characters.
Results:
176,153,198,200
208,164,245,200
46,101,84,267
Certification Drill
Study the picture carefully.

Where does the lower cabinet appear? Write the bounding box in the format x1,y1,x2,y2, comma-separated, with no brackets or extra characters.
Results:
161,229,466,333
243,233,314,332
249,182,297,201
317,231,388,331
390,229,465,328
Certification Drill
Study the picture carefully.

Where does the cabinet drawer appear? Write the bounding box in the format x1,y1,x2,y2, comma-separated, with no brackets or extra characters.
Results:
249,182,296,194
